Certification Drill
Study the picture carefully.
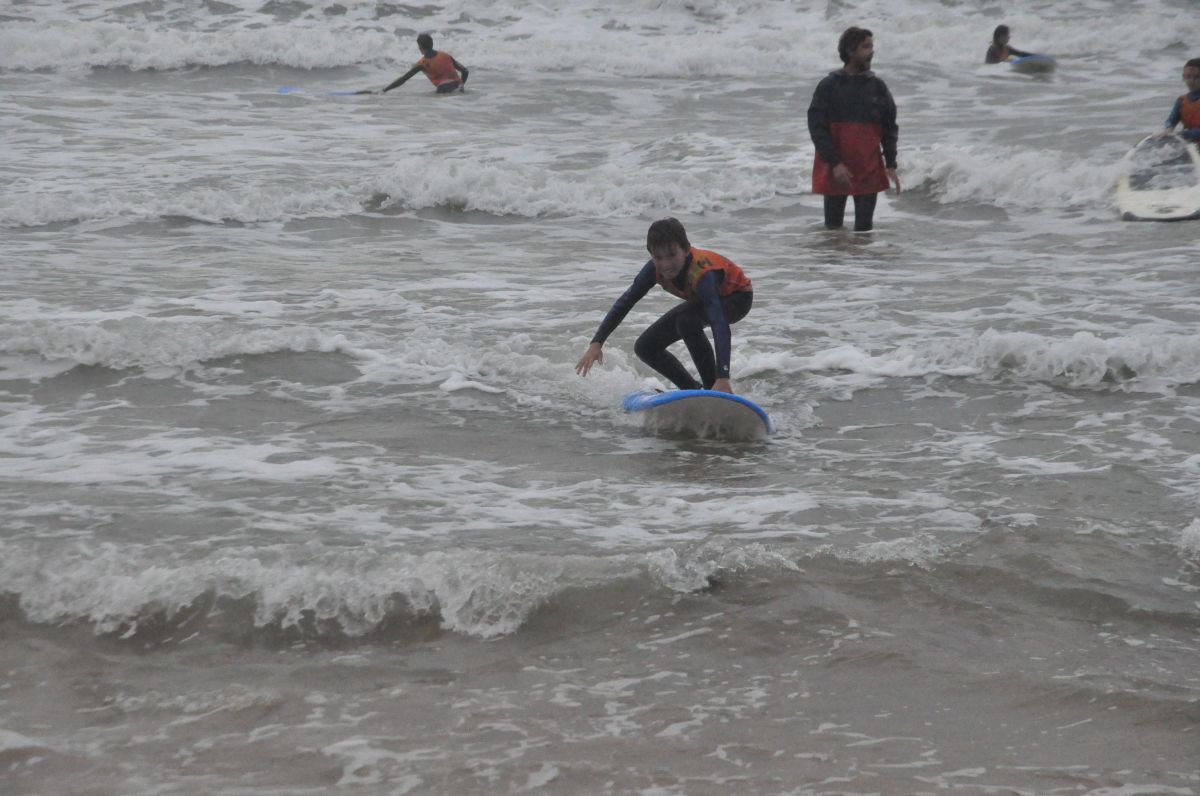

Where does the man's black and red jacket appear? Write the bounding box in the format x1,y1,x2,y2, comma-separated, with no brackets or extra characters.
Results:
807,69,898,196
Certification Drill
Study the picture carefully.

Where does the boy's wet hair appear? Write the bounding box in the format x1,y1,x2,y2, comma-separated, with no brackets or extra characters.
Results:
838,26,873,64
417,33,433,51
1187,57,1200,71
646,218,690,255
992,25,1010,41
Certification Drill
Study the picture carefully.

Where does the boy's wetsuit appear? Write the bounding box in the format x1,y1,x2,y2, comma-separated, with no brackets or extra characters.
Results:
1165,90,1200,142
590,249,752,390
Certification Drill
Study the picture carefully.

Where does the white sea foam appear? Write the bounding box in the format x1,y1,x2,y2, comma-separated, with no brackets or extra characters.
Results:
1,539,798,639
816,535,949,568
0,19,398,73
371,150,797,219
0,316,358,377
903,143,1127,210
1,0,1191,76
744,330,1200,392
4,0,1188,231
0,728,50,753
1180,520,1200,559
0,137,1134,228
0,181,370,228
0,145,802,227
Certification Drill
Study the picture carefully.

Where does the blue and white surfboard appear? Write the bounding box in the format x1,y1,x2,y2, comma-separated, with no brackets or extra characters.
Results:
277,86,362,96
622,389,774,440
1009,54,1056,75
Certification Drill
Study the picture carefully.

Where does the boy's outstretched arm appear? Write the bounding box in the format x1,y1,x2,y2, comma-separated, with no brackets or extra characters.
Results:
575,263,656,378
381,66,422,93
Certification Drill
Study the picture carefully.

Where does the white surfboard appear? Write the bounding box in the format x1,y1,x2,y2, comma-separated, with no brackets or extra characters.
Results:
622,389,774,441
1116,134,1200,222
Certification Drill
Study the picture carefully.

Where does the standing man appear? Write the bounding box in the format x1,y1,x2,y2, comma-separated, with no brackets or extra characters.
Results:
376,33,468,95
807,26,900,232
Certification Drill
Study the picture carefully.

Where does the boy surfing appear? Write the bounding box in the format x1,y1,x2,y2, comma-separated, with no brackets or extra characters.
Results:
575,219,752,395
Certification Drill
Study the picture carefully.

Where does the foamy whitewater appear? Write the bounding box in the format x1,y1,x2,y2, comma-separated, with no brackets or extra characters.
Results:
2,0,1199,793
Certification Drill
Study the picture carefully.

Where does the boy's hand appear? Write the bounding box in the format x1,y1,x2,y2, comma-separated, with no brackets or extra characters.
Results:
575,343,603,376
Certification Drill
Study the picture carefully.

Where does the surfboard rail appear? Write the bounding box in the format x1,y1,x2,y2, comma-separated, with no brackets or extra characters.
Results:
622,389,775,440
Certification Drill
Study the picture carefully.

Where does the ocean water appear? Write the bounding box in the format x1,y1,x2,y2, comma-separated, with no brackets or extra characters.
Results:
3,0,1200,793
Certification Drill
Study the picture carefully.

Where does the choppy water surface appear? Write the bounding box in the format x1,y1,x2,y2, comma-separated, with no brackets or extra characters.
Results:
3,0,1200,793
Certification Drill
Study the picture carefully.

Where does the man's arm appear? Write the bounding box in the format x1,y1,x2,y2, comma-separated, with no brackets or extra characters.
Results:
879,80,899,171
452,58,469,86
382,65,422,93
1008,46,1032,58
807,76,841,168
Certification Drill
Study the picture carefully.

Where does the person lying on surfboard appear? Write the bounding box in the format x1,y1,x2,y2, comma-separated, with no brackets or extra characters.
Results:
367,33,468,95
575,218,752,395
1158,58,1200,144
985,25,1031,64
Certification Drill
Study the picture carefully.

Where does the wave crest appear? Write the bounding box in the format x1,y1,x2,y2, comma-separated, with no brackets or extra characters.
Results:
745,330,1200,392
903,144,1124,211
0,316,355,377
0,541,799,642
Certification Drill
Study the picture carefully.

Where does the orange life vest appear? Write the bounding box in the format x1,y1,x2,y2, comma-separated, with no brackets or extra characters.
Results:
1179,93,1200,130
418,51,460,87
657,247,752,300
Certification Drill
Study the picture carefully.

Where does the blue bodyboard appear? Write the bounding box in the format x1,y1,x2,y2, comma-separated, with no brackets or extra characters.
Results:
1009,54,1056,75
278,86,362,96
622,389,774,440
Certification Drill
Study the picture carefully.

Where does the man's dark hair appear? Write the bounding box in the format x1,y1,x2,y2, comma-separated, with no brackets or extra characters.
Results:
992,24,1010,42
646,218,690,255
416,33,434,51
838,26,873,64
1187,57,1200,71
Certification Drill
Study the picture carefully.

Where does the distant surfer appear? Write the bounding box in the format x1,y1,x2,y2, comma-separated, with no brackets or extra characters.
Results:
807,26,900,233
985,25,1031,64
1158,58,1200,144
369,33,468,95
575,218,752,395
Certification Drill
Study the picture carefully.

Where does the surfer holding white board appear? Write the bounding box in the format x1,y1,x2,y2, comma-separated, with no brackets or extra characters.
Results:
574,218,753,395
